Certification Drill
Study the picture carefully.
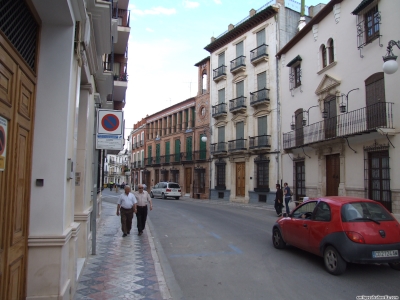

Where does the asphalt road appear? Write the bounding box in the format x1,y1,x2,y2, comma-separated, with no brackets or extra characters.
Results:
145,197,400,300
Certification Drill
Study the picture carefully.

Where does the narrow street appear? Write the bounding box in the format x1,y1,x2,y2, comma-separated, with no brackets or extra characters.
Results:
147,198,400,300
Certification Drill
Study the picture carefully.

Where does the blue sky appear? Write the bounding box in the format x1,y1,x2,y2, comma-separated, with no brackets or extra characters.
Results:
125,0,330,136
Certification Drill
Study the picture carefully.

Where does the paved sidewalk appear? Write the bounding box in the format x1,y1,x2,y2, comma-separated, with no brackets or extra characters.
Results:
75,200,171,300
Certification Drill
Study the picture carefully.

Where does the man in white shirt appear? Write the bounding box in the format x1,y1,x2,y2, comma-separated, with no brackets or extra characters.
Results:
116,185,137,237
134,184,153,236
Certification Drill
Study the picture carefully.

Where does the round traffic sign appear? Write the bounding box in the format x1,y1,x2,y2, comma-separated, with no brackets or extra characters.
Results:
101,114,120,132
0,126,5,156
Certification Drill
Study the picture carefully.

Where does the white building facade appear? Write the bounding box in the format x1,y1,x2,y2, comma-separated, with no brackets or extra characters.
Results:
277,0,400,217
205,1,308,203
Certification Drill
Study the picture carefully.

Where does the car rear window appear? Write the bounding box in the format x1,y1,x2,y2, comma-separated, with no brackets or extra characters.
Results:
168,183,180,188
341,202,394,222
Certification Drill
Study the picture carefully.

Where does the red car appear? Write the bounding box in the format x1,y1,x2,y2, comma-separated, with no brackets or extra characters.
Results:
272,196,400,275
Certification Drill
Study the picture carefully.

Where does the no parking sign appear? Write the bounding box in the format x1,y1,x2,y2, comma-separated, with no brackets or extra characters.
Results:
96,110,124,150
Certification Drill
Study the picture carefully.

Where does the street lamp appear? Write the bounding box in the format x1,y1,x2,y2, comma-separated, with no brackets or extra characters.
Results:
201,128,212,142
337,88,359,113
382,40,400,74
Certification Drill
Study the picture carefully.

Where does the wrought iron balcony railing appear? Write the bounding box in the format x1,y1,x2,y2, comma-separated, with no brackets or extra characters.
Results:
140,140,144,146
229,96,247,113
213,65,227,80
114,63,128,81
250,88,270,106
113,8,131,27
182,152,193,162
230,56,246,72
194,150,208,161
250,44,268,63
171,153,182,164
228,138,247,152
145,157,153,166
249,134,271,149
212,103,227,118
153,156,161,165
131,162,136,169
104,171,109,176
211,142,227,154
283,102,394,150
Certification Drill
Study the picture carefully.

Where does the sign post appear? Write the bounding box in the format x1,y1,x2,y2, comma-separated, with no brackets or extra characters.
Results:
0,116,7,171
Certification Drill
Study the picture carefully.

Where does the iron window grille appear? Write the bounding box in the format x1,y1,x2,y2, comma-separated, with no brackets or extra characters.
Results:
354,5,382,58
194,168,206,194
215,159,226,190
254,155,270,192
289,65,302,90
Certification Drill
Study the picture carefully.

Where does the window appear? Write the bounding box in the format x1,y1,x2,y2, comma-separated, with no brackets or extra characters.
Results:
202,71,207,94
155,144,160,164
294,65,301,87
328,39,334,64
186,136,192,160
165,141,170,163
314,202,331,221
365,5,380,43
194,168,206,193
257,71,266,90
175,139,181,162
236,41,244,58
218,88,225,104
147,145,152,164
217,126,225,152
321,45,327,68
287,55,302,90
368,150,391,212
215,160,226,189
365,72,386,129
294,160,305,200
292,201,317,219
255,156,269,192
341,201,393,222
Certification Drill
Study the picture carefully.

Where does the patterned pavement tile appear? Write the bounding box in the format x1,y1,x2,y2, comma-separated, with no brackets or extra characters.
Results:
74,201,170,300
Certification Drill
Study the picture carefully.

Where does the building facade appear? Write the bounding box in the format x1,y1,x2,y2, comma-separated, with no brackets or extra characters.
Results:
204,1,306,203
0,0,129,298
130,118,147,190
277,0,400,216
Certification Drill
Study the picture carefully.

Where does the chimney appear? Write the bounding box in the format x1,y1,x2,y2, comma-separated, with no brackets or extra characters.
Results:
211,36,216,43
249,9,256,17
228,24,234,31
297,0,306,31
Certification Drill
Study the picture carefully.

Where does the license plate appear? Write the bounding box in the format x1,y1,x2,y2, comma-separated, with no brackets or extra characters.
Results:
172,189,177,192
372,250,398,258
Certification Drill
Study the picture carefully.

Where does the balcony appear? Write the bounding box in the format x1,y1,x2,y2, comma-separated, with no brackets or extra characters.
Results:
104,171,109,176
250,88,270,107
113,8,131,55
228,138,247,152
212,103,227,118
211,142,227,155
171,153,182,164
131,162,136,169
229,96,247,113
194,150,208,161
213,65,227,82
249,135,271,150
113,63,128,102
182,152,194,163
137,161,142,168
283,102,394,150
250,44,268,65
145,157,153,167
230,56,246,74
140,140,144,146
153,156,161,166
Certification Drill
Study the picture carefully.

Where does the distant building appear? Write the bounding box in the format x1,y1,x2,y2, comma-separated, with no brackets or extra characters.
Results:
204,1,308,203
130,118,147,190
277,0,400,215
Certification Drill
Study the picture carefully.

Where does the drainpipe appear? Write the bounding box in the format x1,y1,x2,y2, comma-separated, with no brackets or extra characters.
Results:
91,106,99,255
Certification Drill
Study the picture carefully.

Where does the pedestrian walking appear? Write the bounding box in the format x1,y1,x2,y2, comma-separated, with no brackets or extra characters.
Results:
116,185,137,237
274,183,283,217
283,182,292,215
134,184,153,236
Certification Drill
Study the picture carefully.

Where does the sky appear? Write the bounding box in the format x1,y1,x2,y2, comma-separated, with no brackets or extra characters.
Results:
124,0,330,138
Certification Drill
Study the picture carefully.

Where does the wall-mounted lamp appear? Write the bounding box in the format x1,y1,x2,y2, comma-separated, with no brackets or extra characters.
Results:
337,88,359,113
382,40,400,74
201,128,212,142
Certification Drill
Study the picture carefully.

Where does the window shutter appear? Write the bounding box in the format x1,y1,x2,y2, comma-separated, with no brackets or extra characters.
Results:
200,134,206,151
218,88,225,104
236,41,243,57
236,122,244,139
236,81,244,97
256,29,265,46
165,141,170,155
218,126,225,143
218,52,225,67
257,72,266,90
258,116,267,135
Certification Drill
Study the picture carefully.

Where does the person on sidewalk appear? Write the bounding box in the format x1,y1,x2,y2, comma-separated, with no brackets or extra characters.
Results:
134,184,153,236
283,182,292,215
274,183,283,217
116,185,137,237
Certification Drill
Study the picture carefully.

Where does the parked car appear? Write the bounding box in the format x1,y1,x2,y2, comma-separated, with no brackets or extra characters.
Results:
150,182,181,199
272,196,400,275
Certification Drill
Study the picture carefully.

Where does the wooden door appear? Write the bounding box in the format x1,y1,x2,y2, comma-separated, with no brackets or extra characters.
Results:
236,162,245,196
366,73,386,129
185,168,192,194
295,161,306,202
1,40,36,300
324,97,337,139
326,154,340,196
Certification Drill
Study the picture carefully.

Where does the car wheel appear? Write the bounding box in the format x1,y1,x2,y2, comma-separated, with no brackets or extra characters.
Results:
324,246,346,275
272,228,286,249
175,197,180,200
388,262,400,271
162,193,167,199
150,192,154,198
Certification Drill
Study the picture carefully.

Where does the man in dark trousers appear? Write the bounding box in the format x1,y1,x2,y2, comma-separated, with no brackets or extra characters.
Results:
116,185,137,237
134,184,153,236
274,183,283,217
